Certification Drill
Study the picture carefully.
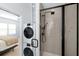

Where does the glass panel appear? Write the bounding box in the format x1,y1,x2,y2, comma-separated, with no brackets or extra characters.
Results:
40,7,62,56
0,23,7,36
8,24,16,35
65,4,77,56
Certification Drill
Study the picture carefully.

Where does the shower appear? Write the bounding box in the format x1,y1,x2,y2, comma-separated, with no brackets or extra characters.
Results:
41,11,54,43
40,8,62,56
40,3,78,56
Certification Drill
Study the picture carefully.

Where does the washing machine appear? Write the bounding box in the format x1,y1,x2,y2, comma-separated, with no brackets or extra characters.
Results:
22,23,38,56
22,3,39,56
23,23,33,56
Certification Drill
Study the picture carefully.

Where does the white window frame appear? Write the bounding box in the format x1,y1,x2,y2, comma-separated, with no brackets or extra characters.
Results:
0,23,17,36
8,24,16,35
0,23,7,36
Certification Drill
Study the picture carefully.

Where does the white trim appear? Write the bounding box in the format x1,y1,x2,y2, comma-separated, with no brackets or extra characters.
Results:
19,16,23,56
35,3,40,56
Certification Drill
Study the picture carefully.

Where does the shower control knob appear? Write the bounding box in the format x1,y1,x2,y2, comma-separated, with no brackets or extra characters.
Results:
42,32,44,35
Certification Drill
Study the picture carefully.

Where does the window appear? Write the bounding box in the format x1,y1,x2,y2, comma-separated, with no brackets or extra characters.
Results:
0,23,16,36
8,24,16,35
0,23,7,36
0,9,18,36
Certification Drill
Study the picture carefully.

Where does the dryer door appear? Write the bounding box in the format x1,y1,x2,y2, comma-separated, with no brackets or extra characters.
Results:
24,27,34,39
23,47,34,56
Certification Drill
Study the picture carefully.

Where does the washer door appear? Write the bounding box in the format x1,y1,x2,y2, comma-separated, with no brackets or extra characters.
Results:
24,27,34,39
23,47,34,56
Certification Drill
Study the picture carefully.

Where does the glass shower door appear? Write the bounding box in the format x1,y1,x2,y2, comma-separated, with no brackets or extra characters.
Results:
40,7,62,56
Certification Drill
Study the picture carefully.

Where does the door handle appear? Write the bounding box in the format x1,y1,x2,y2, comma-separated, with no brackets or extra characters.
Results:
31,39,38,48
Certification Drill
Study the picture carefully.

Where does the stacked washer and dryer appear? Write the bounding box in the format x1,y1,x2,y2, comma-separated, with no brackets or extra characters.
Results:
22,4,38,56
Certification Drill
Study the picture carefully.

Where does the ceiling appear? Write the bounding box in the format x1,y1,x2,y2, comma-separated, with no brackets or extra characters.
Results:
40,3,66,9
0,3,32,23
